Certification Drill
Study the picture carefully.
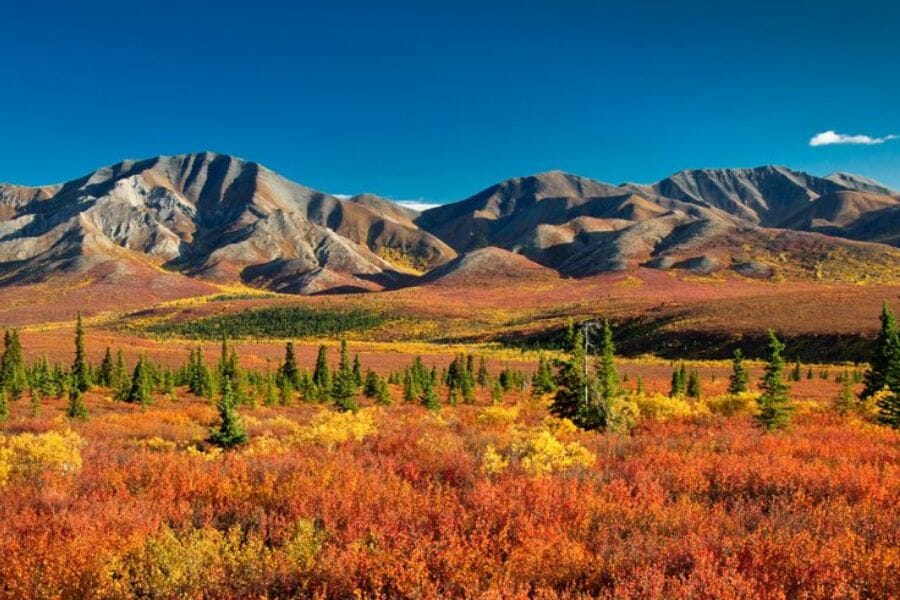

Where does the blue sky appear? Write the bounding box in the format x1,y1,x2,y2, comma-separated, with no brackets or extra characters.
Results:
1,0,898,202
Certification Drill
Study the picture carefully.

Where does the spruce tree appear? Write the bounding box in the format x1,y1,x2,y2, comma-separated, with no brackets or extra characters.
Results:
670,365,686,397
352,354,363,386
113,349,127,391
363,369,380,398
280,342,301,389
126,357,153,406
835,371,854,416
790,360,802,382
313,345,331,392
861,302,900,399
332,339,359,412
420,376,439,410
263,367,278,407
875,391,900,428
491,379,503,405
97,347,114,387
0,388,8,421
209,379,247,448
550,328,589,423
476,356,489,389
72,313,90,392
687,370,702,398
728,349,749,394
755,330,793,431
594,320,620,402
0,329,26,399
375,377,392,406
66,379,89,420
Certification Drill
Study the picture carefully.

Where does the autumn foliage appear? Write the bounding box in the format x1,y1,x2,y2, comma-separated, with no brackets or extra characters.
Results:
0,379,897,599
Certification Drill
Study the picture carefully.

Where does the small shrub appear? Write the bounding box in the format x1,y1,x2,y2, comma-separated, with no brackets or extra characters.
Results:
0,429,84,485
292,408,378,448
704,392,759,417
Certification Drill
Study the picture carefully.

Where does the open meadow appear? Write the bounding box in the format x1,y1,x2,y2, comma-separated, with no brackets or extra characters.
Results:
0,301,897,599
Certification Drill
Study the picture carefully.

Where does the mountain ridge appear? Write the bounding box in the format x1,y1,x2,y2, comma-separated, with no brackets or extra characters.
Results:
1,154,898,294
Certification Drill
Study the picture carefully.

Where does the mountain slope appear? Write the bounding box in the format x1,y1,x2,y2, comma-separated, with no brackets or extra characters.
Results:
0,153,455,293
631,166,898,240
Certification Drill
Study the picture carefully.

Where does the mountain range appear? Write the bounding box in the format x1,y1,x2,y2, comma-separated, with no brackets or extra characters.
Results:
0,153,898,294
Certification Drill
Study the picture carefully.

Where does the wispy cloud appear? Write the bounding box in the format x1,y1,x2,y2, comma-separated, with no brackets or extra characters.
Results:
809,130,898,147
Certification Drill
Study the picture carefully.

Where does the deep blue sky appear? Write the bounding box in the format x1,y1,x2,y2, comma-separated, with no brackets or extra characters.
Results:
1,0,898,202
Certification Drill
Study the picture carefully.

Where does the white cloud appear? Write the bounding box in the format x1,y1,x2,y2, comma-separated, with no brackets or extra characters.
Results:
397,201,441,212
331,193,352,199
809,130,898,147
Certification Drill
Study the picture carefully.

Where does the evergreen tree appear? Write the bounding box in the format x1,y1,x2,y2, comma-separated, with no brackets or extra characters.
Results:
686,369,702,398
835,371,854,416
670,364,686,397
363,369,380,398
806,367,814,380
278,375,294,406
332,339,359,412
790,360,802,382
66,379,89,420
313,345,331,392
550,328,591,424
861,302,900,399
126,357,153,406
635,375,644,395
594,320,620,402
0,329,26,399
728,349,749,394
0,388,8,421
263,367,277,407
755,330,794,431
352,354,363,386
531,354,556,398
476,356,489,389
113,349,127,391
72,313,90,392
563,318,576,350
29,385,41,417
420,376,439,410
97,347,114,387
491,379,503,405
209,379,247,448
375,376,392,406
875,391,900,428
280,342,301,389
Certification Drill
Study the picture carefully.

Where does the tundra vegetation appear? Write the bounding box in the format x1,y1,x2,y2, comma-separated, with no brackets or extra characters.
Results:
0,305,897,598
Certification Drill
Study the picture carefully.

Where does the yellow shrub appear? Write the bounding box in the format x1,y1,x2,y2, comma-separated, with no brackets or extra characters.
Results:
284,519,326,569
704,392,760,417
101,525,273,597
478,405,520,425
861,390,892,420
482,422,595,477
541,416,579,437
292,408,377,449
131,437,178,453
514,430,595,476
0,429,84,484
633,393,698,422
481,444,509,475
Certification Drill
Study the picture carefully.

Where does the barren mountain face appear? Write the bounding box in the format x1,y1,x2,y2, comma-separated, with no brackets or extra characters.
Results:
0,155,897,293
0,153,455,293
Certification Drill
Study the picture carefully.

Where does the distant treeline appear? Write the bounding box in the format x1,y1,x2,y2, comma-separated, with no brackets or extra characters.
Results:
147,306,386,339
